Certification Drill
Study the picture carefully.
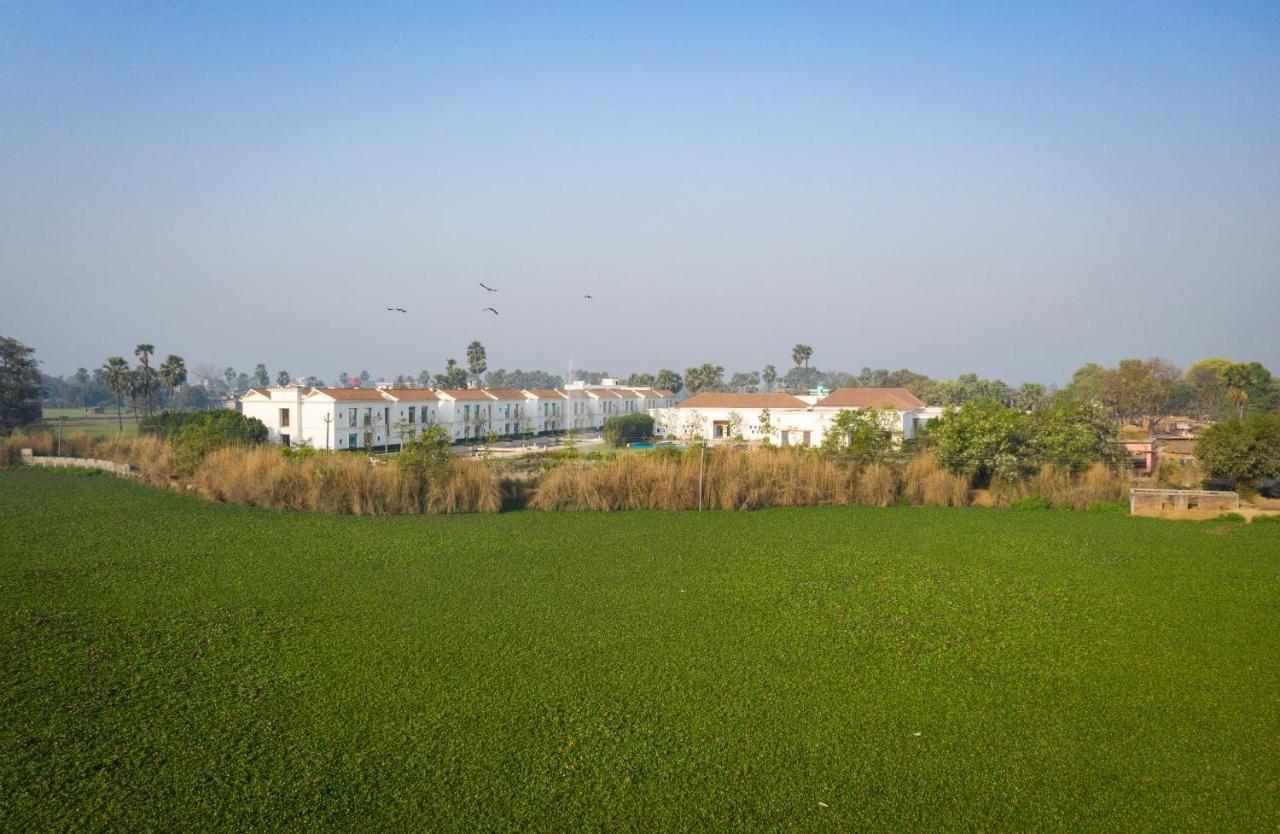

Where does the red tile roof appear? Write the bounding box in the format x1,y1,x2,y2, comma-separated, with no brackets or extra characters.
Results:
677,393,808,409
436,389,493,400
308,388,391,401
482,388,527,400
815,387,925,410
524,389,567,398
381,388,439,401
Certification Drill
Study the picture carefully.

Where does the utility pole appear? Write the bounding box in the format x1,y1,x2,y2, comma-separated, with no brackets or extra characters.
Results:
698,443,706,512
57,415,64,457
323,413,332,450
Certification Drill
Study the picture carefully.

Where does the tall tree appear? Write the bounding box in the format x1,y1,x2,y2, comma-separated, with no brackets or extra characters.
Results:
626,372,656,387
761,365,778,392
134,343,157,416
417,369,432,388
0,336,45,433
254,364,270,387
434,359,468,389
224,367,236,390
1185,358,1233,418
729,371,760,392
101,356,131,431
159,354,187,404
791,344,813,370
466,341,488,383
276,370,291,387
684,363,725,394
359,370,371,387
655,369,683,395
338,372,350,388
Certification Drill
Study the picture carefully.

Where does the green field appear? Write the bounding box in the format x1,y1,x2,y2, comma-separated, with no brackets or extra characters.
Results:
39,407,138,437
1,469,1277,831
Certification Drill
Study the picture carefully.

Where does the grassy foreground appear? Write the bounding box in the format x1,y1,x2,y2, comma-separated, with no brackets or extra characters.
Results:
1,469,1277,831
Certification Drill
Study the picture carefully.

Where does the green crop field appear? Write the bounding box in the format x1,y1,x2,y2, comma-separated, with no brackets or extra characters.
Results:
38,408,138,437
1,469,1277,831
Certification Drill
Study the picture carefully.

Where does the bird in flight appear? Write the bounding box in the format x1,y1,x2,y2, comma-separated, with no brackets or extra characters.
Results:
386,307,407,313
583,294,593,300
479,282,498,292
482,307,499,315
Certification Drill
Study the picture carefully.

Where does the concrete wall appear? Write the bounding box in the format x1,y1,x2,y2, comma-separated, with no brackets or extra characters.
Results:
19,449,136,477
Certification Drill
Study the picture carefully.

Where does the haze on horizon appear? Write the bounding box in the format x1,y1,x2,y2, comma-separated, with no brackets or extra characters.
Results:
2,2,1277,386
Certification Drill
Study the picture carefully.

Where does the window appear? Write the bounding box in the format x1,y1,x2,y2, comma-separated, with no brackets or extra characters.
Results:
281,433,291,446
348,408,356,425
363,408,371,426
279,408,290,427
408,406,416,423
348,433,357,447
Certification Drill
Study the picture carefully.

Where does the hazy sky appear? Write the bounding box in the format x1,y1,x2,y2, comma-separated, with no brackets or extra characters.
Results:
2,2,1277,385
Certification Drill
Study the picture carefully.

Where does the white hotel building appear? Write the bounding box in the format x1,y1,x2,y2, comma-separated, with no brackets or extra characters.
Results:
241,381,675,450
649,388,944,448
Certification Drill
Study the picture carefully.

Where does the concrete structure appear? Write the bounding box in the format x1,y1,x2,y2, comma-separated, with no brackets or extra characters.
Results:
650,388,944,447
240,382,676,450
1129,488,1239,515
19,448,137,477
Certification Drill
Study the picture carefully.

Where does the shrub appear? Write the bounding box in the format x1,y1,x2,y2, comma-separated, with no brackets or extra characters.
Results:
1196,413,1280,484
171,411,269,472
1250,513,1280,525
602,414,655,447
1086,501,1127,513
1011,495,1052,510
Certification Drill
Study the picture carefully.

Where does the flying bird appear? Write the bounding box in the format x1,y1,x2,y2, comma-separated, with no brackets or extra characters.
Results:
482,307,499,315
386,307,407,313
479,282,498,292
584,294,593,300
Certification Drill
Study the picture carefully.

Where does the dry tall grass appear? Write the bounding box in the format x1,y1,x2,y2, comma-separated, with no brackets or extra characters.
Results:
902,456,970,507
992,462,1126,509
191,447,500,515
531,449,871,511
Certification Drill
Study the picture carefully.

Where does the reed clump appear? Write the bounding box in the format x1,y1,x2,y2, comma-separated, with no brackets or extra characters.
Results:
903,456,971,507
191,447,500,515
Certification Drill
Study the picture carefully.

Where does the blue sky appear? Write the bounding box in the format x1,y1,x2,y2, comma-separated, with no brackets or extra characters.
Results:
2,2,1277,383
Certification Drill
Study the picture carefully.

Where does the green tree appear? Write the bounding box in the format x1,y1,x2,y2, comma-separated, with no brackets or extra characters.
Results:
1067,362,1108,403
1185,357,1233,417
729,371,760,392
626,372,656,387
1196,412,1280,484
820,408,899,465
254,364,270,387
928,399,1033,485
684,363,725,394
224,367,236,390
603,413,655,447
434,359,468,389
338,372,350,387
101,356,131,431
1028,394,1120,473
1013,383,1048,412
466,341,487,384
1220,362,1272,419
134,343,157,416
276,370,291,387
655,369,683,395
791,344,813,370
417,369,432,388
0,336,44,433
159,354,187,403
761,365,778,392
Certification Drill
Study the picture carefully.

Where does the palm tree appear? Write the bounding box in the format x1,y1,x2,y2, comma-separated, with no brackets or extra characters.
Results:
762,365,778,392
159,355,187,406
276,370,291,387
101,356,130,430
134,343,156,416
466,341,487,385
791,344,813,370
1221,364,1251,420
